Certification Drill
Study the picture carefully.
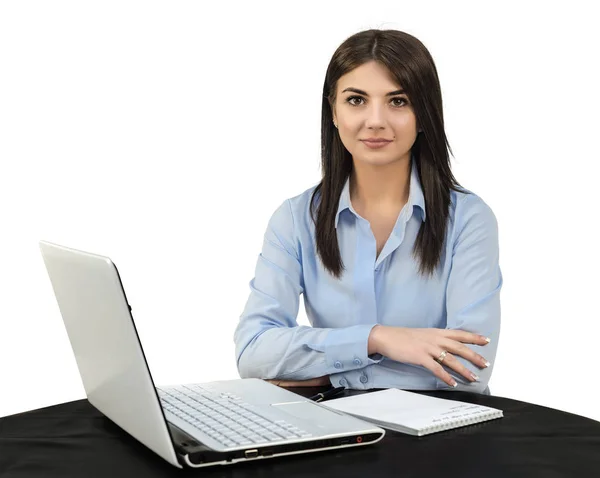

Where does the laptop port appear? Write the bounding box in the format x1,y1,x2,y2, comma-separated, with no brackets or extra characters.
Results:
245,449,259,458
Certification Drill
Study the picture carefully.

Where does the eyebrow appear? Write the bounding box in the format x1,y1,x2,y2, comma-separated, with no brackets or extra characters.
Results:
341,87,405,96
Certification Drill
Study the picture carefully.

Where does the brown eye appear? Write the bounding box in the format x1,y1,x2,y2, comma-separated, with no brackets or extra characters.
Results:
346,96,364,106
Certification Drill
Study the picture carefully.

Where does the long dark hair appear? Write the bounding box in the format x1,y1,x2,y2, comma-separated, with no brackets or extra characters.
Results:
310,29,469,279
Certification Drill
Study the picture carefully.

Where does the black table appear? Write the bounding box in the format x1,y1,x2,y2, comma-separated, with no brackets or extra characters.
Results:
1,387,599,477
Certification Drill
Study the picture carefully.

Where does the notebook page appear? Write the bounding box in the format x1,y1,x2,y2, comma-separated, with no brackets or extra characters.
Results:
323,388,502,432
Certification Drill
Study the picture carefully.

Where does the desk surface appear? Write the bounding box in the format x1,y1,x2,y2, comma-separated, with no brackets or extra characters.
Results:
1,388,599,478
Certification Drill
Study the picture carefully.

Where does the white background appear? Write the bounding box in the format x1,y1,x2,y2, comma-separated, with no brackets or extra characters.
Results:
1,1,599,422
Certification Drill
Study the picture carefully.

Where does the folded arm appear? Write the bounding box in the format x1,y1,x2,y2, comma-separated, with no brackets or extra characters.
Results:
234,200,382,382
441,195,503,393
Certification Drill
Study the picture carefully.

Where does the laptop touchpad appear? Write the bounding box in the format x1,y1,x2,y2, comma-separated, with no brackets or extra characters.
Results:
272,401,345,426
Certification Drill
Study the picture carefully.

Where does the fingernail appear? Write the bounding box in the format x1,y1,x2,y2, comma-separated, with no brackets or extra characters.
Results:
451,381,458,388
470,373,479,381
485,337,491,343
484,361,491,368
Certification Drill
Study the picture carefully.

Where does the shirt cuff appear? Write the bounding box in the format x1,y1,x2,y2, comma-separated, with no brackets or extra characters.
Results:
322,324,383,373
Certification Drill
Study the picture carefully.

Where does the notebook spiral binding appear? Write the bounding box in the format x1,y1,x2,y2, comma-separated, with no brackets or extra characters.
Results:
421,410,503,435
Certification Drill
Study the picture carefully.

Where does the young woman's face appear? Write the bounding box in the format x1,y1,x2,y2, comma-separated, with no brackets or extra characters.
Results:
332,61,419,167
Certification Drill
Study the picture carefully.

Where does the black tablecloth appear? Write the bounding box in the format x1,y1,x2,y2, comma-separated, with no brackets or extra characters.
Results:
1,388,599,477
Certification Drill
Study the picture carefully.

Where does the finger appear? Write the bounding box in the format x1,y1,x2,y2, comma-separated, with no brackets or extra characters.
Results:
425,359,458,388
298,376,331,387
441,340,490,370
436,352,479,382
266,378,329,387
445,330,490,346
268,380,299,387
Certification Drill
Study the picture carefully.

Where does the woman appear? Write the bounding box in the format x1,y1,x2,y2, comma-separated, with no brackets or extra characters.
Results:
233,29,502,395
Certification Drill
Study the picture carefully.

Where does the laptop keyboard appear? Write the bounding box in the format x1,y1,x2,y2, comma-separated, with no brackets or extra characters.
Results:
157,384,313,448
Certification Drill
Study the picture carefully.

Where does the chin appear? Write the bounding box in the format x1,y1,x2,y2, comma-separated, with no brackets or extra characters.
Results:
355,156,404,167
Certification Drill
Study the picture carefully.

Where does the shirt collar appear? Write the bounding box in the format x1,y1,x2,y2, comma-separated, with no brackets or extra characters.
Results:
334,154,427,229
334,177,352,229
408,157,427,223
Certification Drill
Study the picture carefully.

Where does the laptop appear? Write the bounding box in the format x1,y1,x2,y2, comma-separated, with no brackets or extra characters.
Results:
38,240,385,468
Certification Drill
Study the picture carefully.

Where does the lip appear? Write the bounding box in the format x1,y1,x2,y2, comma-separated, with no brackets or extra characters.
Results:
361,139,392,149
361,138,392,142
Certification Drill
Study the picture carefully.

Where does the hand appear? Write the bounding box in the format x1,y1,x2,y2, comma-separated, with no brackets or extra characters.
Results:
265,376,331,387
369,325,490,387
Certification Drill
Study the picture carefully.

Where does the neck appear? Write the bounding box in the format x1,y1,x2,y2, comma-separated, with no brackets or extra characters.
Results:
349,154,412,213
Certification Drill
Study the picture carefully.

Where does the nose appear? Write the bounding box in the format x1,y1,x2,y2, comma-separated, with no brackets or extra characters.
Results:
364,102,386,129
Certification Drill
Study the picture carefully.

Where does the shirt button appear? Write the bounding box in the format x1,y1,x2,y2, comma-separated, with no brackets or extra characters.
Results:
353,358,362,366
334,361,343,369
359,375,368,384
339,379,348,387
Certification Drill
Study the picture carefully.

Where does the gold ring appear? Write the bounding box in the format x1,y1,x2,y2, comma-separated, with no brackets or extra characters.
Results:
435,350,448,364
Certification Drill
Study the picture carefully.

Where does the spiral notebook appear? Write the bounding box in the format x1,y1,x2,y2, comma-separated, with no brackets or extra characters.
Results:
322,388,503,436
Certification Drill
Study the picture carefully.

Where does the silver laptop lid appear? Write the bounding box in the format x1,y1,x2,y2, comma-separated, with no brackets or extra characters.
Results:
39,241,182,468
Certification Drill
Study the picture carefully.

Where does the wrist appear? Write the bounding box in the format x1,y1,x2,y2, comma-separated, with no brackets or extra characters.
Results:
368,325,384,355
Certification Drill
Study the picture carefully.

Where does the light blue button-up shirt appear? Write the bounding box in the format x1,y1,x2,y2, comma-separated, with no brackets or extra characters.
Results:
234,158,502,394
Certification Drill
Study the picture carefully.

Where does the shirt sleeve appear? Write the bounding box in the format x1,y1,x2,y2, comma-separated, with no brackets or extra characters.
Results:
233,199,382,381
439,194,503,393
